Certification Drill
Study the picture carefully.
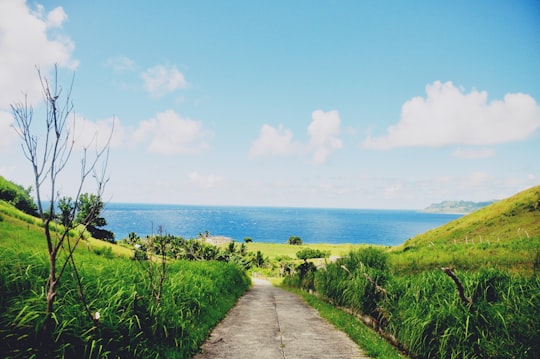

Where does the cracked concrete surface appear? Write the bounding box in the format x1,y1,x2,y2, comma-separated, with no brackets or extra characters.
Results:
194,278,369,359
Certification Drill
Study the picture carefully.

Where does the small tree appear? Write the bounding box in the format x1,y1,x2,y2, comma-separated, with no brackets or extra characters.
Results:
76,193,114,242
10,66,112,351
244,237,253,243
253,250,265,267
288,236,303,245
228,240,237,253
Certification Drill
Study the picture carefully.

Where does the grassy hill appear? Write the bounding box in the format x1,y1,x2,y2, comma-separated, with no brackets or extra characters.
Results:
391,185,540,275
0,200,132,257
282,186,540,359
408,185,540,246
0,200,250,358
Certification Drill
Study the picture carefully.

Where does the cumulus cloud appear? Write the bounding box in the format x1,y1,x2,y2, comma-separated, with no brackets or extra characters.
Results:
363,81,540,149
142,64,188,97
69,115,124,150
44,6,67,28
249,110,343,164
0,0,77,108
308,110,342,164
132,110,211,155
249,124,303,159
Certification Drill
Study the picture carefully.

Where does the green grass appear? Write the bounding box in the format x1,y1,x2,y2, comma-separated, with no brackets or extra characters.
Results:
3,183,539,358
0,200,132,258
0,200,251,358
390,236,540,275
388,185,540,276
400,185,540,248
284,247,540,358
235,242,368,259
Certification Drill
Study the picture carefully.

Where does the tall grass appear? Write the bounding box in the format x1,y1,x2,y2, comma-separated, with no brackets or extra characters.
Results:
0,245,250,358
284,247,540,358
385,269,540,358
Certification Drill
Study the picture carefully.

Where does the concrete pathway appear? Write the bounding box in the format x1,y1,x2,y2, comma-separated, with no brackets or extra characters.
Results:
194,278,369,359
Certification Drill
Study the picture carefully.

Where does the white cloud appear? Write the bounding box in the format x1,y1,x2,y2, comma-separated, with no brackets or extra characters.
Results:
188,171,223,189
45,6,67,28
105,56,136,72
132,110,211,155
452,147,495,159
249,110,343,164
308,110,342,164
0,0,78,109
363,81,540,149
142,64,188,97
0,110,18,153
70,115,124,150
249,124,303,158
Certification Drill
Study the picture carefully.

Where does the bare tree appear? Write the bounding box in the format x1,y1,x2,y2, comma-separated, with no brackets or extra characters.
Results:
10,65,112,348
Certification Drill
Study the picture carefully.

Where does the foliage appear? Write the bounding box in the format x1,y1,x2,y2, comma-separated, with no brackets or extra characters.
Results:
385,270,540,358
10,66,114,352
288,236,303,245
0,204,251,358
253,250,265,267
296,248,330,260
0,176,37,216
75,193,115,243
284,247,540,359
121,233,260,271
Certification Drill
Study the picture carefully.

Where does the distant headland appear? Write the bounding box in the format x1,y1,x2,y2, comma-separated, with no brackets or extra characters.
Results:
422,200,496,214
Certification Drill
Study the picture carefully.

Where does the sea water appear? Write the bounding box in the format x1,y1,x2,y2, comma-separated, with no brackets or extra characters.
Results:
103,203,461,246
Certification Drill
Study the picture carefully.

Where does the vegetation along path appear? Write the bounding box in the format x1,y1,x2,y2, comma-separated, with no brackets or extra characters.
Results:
195,278,369,359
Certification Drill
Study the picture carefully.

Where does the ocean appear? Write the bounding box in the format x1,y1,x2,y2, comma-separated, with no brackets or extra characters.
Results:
103,203,462,246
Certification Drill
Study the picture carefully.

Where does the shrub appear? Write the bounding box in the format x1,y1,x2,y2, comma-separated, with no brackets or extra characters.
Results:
288,236,302,245
296,248,330,260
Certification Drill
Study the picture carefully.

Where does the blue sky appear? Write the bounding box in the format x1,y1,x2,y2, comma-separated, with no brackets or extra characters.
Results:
1,0,539,209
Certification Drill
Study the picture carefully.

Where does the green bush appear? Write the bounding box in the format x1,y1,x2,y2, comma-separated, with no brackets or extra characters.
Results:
288,236,302,245
0,176,37,216
296,248,330,260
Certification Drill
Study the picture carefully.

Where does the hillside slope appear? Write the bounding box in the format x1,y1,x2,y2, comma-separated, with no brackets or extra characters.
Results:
0,199,131,257
405,185,540,247
390,186,540,275
0,200,251,358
